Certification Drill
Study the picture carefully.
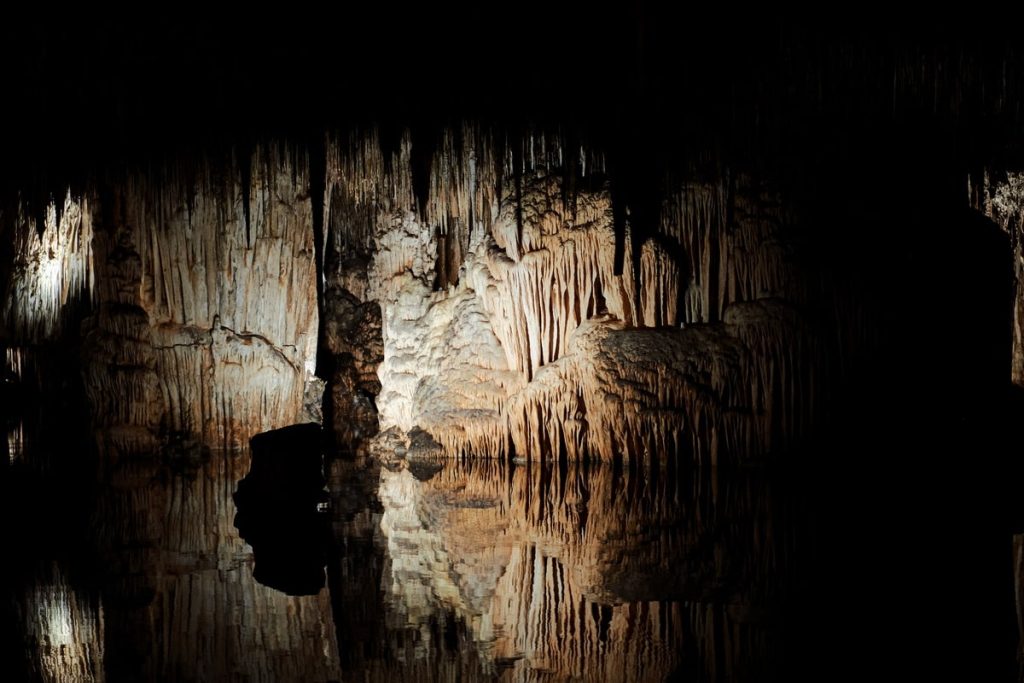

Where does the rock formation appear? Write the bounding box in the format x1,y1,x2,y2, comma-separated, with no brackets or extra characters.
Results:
2,147,321,453
973,170,1024,385
322,130,821,465
0,126,827,468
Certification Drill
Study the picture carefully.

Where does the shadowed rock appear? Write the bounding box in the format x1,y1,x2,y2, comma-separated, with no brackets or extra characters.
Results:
233,423,330,596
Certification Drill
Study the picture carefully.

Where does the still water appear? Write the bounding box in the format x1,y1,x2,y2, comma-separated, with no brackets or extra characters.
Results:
5,424,803,682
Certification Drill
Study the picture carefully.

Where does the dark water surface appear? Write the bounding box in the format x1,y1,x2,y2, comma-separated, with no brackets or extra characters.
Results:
5,376,1024,681
4,424,812,682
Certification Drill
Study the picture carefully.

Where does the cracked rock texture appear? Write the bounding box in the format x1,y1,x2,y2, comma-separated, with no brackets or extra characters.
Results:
5,146,321,452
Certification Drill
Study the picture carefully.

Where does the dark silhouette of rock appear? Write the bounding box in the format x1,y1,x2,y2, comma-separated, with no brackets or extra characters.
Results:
233,423,330,596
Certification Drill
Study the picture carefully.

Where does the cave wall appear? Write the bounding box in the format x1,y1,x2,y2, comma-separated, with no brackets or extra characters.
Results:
0,128,826,465
3,146,320,453
322,129,821,464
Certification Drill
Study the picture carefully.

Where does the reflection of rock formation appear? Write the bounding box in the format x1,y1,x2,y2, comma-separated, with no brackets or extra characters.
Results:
364,457,791,681
90,449,340,682
14,563,104,683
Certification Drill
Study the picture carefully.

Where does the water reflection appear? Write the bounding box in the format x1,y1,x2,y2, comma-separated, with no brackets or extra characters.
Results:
329,455,796,682
9,436,799,681
15,563,104,683
8,444,341,682
92,451,341,681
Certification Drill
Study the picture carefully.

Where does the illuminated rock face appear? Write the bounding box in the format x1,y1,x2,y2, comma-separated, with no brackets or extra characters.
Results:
2,130,816,463
1,193,94,343
329,132,818,464
3,147,320,451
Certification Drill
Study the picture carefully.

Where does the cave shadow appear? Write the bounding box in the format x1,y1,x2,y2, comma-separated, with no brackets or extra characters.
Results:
789,195,1022,680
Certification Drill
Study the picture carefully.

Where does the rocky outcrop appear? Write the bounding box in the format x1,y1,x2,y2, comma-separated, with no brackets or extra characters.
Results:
3,147,319,453
1,147,322,453
0,127,823,465
322,281,383,450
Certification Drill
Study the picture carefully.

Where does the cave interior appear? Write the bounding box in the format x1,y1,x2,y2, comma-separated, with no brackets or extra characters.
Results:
3,10,1024,682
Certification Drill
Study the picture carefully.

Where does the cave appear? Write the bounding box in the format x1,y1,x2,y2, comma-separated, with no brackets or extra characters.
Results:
3,11,1024,682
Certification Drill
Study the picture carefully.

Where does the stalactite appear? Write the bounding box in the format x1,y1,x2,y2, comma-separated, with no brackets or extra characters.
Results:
1,191,94,342
87,449,341,682
80,144,319,450
352,135,813,464
0,123,819,463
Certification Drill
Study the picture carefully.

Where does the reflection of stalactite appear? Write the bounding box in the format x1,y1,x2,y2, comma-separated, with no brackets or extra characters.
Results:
370,458,790,681
1,191,94,342
15,563,104,683
91,450,340,682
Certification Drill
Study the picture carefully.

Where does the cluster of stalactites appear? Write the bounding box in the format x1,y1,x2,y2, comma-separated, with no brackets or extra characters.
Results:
325,125,607,289
77,144,320,450
1,191,94,343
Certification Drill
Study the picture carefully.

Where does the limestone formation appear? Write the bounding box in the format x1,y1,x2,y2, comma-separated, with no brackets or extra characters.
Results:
1,128,821,465
329,131,820,464
3,147,321,451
